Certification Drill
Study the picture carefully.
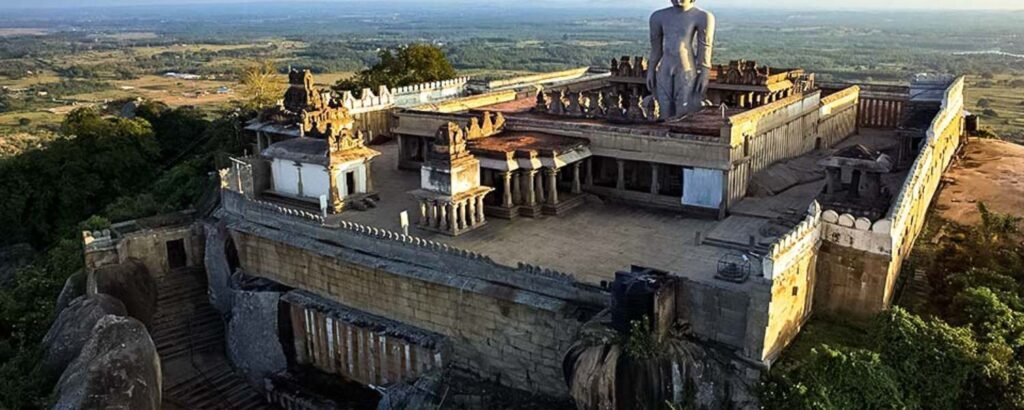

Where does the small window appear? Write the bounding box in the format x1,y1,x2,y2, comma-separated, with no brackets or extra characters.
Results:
792,286,799,296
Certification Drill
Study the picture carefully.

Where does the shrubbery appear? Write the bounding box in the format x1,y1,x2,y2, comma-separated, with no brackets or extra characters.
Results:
764,204,1024,409
0,104,247,408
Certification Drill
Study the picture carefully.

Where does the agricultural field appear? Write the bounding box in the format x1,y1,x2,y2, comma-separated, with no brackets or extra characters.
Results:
1,4,1023,158
965,74,1024,143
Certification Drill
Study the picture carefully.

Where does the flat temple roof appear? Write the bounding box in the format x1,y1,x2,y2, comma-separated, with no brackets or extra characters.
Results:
323,129,904,288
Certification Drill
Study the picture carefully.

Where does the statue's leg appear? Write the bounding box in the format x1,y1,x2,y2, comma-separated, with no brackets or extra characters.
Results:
675,69,697,116
656,67,675,120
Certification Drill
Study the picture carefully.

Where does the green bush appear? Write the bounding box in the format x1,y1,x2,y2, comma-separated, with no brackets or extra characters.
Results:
762,345,908,410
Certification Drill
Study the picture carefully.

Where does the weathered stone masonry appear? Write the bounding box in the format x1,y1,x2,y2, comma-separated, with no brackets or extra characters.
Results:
231,227,588,396
217,191,605,397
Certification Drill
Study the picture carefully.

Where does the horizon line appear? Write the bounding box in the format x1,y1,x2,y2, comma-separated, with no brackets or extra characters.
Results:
3,1,1023,12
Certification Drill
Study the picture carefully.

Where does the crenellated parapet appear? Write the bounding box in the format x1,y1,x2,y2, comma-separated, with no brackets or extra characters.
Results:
339,86,394,113
761,201,823,280
392,77,472,107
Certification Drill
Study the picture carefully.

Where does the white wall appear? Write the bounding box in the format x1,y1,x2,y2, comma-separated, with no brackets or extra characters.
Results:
271,158,301,197
682,167,723,209
301,163,330,200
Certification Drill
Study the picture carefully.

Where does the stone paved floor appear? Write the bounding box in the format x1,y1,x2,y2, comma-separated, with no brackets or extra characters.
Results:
336,129,904,286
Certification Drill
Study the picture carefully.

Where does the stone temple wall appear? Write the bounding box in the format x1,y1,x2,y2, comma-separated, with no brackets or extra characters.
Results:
228,227,591,397
216,190,605,397
815,77,966,318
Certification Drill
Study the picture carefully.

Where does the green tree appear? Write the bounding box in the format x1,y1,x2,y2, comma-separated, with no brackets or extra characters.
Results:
762,345,909,410
240,60,283,110
873,308,978,410
334,43,456,94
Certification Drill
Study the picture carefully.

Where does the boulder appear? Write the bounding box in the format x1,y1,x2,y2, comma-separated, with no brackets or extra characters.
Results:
53,315,161,410
377,370,444,410
204,223,236,315
227,290,287,387
88,259,157,328
54,271,86,313
41,294,128,381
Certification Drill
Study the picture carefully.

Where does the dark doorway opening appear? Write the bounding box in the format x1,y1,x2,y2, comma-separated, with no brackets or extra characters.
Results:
166,239,187,270
224,235,240,275
345,171,357,196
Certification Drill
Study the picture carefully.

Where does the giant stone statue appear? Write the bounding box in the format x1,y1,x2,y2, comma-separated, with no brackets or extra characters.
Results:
647,0,716,120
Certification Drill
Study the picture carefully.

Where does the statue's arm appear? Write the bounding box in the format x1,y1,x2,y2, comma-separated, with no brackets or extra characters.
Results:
647,13,663,92
694,11,716,96
697,11,716,70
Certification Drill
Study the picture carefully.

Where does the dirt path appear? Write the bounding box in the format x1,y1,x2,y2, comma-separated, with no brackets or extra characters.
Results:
935,138,1024,227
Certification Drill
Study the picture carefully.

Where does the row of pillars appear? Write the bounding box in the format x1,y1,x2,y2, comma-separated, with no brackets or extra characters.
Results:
496,162,583,209
418,194,487,234
613,158,666,196
734,89,793,108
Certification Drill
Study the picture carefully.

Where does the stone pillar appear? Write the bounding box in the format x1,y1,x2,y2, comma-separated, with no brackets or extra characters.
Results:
825,167,842,195
572,162,582,194
546,168,559,205
525,170,537,205
616,159,625,190
850,170,862,198
862,172,882,199
468,199,477,226
513,172,522,205
328,165,342,213
419,201,428,226
535,171,546,204
476,195,486,223
502,172,514,208
459,201,468,230
449,203,459,233
650,163,660,195
364,160,374,192
295,162,304,197
438,201,448,231
585,158,594,187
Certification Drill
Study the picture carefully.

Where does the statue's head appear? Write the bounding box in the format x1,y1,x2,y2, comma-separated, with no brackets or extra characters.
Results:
671,0,695,8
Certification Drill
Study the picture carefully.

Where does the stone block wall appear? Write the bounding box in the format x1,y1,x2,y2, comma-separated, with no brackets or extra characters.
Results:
230,228,588,397
674,203,821,366
115,225,204,278
724,91,824,209
818,86,860,148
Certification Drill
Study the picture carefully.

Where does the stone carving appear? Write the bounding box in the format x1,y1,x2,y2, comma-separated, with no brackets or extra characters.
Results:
537,89,661,123
647,0,716,119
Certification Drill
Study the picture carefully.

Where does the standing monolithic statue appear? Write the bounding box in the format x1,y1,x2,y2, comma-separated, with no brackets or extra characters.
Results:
647,0,716,119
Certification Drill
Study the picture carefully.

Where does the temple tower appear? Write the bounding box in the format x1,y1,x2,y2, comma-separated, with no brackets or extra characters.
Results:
410,123,493,236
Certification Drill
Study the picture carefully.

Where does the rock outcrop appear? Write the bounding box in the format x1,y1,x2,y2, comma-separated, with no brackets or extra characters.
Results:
87,259,158,327
54,271,86,313
226,290,287,387
41,294,127,380
53,315,161,410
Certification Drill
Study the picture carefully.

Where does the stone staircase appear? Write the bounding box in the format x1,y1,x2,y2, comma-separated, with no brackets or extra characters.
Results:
152,269,274,410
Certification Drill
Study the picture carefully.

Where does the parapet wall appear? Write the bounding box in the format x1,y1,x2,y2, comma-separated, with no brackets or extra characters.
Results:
724,91,824,210
392,77,471,107
83,214,204,278
818,85,860,148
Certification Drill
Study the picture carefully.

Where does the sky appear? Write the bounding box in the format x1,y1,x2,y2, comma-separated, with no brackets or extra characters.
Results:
1,0,1021,10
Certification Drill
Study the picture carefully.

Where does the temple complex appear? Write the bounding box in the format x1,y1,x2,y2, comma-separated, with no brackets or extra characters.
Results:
77,7,972,410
